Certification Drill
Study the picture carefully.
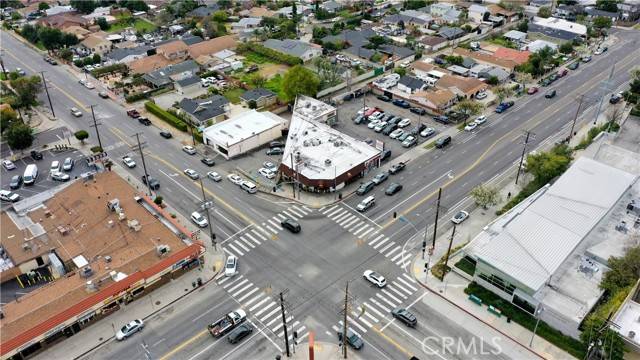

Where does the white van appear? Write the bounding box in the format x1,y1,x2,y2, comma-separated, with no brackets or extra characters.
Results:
23,164,38,185
356,196,375,212
241,181,257,194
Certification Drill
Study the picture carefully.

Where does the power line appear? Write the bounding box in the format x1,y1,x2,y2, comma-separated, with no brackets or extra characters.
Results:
39,71,55,118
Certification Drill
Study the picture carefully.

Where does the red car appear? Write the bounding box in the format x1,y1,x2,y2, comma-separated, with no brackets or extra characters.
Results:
557,68,568,77
527,87,539,95
126,109,140,118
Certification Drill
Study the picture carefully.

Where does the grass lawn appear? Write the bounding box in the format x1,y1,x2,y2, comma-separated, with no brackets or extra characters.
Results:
244,51,274,65
265,74,287,102
222,88,245,104
108,17,157,34
134,19,157,33
35,41,45,50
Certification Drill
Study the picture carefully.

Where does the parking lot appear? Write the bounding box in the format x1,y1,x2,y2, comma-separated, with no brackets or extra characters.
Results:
1,148,92,207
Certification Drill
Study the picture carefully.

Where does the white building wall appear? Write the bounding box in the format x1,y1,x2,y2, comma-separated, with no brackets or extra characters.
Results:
207,125,282,159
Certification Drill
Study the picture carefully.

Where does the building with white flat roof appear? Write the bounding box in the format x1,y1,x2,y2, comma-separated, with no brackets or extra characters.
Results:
203,110,285,159
533,16,587,36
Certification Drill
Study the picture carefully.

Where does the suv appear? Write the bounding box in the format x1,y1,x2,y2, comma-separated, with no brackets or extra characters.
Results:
545,90,556,99
126,109,140,118
30,150,43,160
410,107,426,115
356,181,375,195
138,117,151,125
281,218,301,233
435,135,452,148
142,175,160,190
389,162,406,175
495,101,514,113
392,99,410,108
433,115,449,124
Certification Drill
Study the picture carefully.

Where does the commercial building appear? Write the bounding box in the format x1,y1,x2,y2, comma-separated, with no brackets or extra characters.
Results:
291,95,337,126
202,110,285,160
0,172,203,360
612,279,640,353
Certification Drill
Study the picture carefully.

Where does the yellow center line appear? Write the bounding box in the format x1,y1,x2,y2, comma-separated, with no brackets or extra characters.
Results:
158,329,208,360
371,325,413,357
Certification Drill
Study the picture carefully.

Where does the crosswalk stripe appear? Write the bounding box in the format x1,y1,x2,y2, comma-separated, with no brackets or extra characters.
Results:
362,310,379,323
217,276,231,285
325,206,342,217
321,205,338,214
227,278,249,292
343,217,361,229
231,283,254,297
402,273,417,284
298,331,309,342
363,302,386,319
253,301,276,316
227,243,245,256
331,325,340,332
373,237,389,249
223,247,235,257
293,205,310,215
264,224,278,234
272,316,294,333
339,319,366,335
387,285,408,300
251,229,267,241
287,207,305,217
381,289,402,303
328,208,346,219
352,312,373,328
396,277,417,291
261,307,282,324
333,211,351,222
379,241,395,253
385,246,401,258
238,237,255,249
237,287,259,302
370,298,391,313
302,205,312,212
352,224,370,236
337,214,356,226
267,219,283,230
282,210,298,220
359,227,375,238
278,321,300,337
395,253,409,265
235,239,250,252
249,296,270,311
392,281,414,295
245,232,261,245
347,316,368,333
368,234,385,246
289,326,307,341
244,293,264,307
222,275,244,289
399,259,411,267
391,250,405,262
276,213,286,220
376,293,397,308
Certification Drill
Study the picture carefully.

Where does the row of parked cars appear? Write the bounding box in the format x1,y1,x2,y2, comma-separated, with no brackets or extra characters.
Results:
355,107,437,148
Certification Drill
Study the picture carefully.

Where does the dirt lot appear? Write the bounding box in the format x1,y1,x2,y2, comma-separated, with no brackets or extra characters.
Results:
259,63,289,78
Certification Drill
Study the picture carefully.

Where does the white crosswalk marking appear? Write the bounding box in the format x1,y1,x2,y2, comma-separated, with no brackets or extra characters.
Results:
362,310,379,323
227,278,249,292
227,243,245,256
264,224,278,234
217,276,231,285
272,317,294,333
352,312,373,328
223,247,235,257
396,277,417,291
368,234,385,246
339,319,366,334
302,205,313,212
267,219,283,230
231,283,254,297
346,316,368,333
325,207,343,217
329,208,347,219
287,207,305,217
333,211,351,222
282,210,298,220
359,227,375,238
234,239,250,252
352,224,370,236
370,298,391,313
392,281,414,295
245,233,261,245
343,217,361,229
387,285,408,300
395,253,409,265
298,331,309,342
391,250,405,262
337,214,356,226
261,308,281,324
293,205,310,215
244,293,264,307
222,275,244,288
249,297,270,311
277,320,299,337
331,325,340,332
363,302,385,320
251,229,267,241
402,273,417,283
376,293,397,308
379,241,395,253
381,289,402,304
373,237,389,249
237,287,259,302
253,301,276,317
238,237,255,249
385,246,401,258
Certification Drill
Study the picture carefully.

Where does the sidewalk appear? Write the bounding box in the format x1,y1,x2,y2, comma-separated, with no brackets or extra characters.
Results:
288,341,365,360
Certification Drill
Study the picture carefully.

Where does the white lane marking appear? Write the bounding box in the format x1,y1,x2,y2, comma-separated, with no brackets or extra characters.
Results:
385,246,401,258
402,273,417,283
244,293,264,307
282,210,298,220
368,234,385,245
390,251,405,262
369,298,390,313
249,297,270,312
251,229,267,241
234,239,250,252
229,281,252,295
359,227,375,238
392,281,414,295
222,275,244,289
253,301,277,317
267,219,283,230
364,301,386,319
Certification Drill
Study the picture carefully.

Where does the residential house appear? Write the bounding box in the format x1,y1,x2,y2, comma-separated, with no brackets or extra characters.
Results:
263,39,322,63
82,6,115,24
143,60,200,88
469,63,492,78
37,13,89,30
454,48,518,72
240,88,278,108
584,7,620,21
468,4,489,23
420,35,448,52
488,4,517,23
447,65,469,77
493,47,531,66
438,27,465,40
188,35,238,59
231,17,262,32
174,76,202,95
106,45,152,64
321,1,343,13
478,66,510,83
412,61,447,86
157,40,189,61
414,88,457,111
524,39,559,53
436,74,487,99
619,0,640,21
128,54,173,75
44,5,73,17
398,76,428,94
62,25,91,40
275,5,311,19
429,3,455,18
187,4,220,18
503,30,527,44
81,35,112,56
179,95,230,127
239,6,275,18
383,10,433,32
180,35,204,46
461,57,477,69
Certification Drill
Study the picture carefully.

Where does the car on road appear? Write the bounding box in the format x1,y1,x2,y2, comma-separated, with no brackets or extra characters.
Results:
363,270,386,288
98,91,109,99
433,115,449,124
258,167,276,179
281,218,301,233
228,324,253,344
527,87,538,95
594,46,607,55
391,308,417,327
610,92,623,104
51,171,70,182
337,329,364,350
343,93,354,101
50,160,61,173
495,101,514,113
0,190,20,202
435,135,452,149
30,150,43,160
15,68,26,76
539,78,551,87
557,68,568,77
392,99,410,108
141,175,160,190
62,157,74,171
122,156,136,168
380,149,392,162
227,174,243,185
159,130,172,139
410,107,426,115
182,145,197,155
451,210,469,224
138,117,151,126
420,127,436,138
356,181,375,195
70,107,82,117
79,80,95,89
402,136,417,147
582,55,592,63
266,147,284,156
377,95,391,102
9,175,22,190
126,109,140,118
389,162,406,175
207,171,222,182
385,182,402,196
464,122,477,131
2,159,16,170
184,169,199,180
201,158,215,167
225,256,238,277
475,91,487,100
397,118,411,128
389,129,404,139
545,90,557,99
473,116,487,126
372,172,388,185
191,211,208,227
115,319,144,341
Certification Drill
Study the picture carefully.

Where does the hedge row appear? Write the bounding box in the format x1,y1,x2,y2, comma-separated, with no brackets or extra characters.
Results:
238,42,303,66
91,63,127,78
144,102,187,131
126,87,171,103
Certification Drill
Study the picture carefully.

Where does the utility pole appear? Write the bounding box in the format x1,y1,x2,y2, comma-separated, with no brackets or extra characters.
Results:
198,178,216,250
342,281,349,359
593,64,616,125
568,95,584,142
515,131,534,185
132,133,152,197
90,105,104,150
441,225,456,282
279,291,291,357
187,123,196,146
0,51,8,78
39,71,55,118
430,188,442,252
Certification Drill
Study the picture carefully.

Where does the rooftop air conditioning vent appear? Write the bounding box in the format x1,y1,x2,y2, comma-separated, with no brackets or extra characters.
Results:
156,245,171,256
107,199,120,211
80,266,93,278
325,159,332,165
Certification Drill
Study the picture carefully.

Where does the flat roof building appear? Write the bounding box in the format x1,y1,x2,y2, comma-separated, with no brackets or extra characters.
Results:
291,95,337,126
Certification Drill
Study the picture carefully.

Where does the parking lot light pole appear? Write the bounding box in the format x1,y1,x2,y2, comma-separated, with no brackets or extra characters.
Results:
529,306,544,347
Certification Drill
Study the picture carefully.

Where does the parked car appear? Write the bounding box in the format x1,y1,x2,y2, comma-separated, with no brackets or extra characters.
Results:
225,255,238,277
495,101,514,113
138,117,151,125
435,135,452,149
269,141,285,148
201,158,215,167
545,90,557,99
337,329,364,350
609,92,623,104
207,171,222,182
356,181,375,195
392,99,410,108
410,107,426,115
126,109,140,118
380,149,392,161
115,319,144,341
2,159,16,170
343,93,354,101
374,121,388,132
372,172,388,185
385,182,402,196
451,210,469,224
122,156,136,168
142,175,160,190
377,95,391,102
62,157,74,171
266,147,284,156
258,167,276,179
159,130,172,139
363,270,386,288
433,115,449,124
473,115,487,125
582,55,592,63
391,308,417,327
568,62,579,70
9,175,22,189
475,91,487,100
420,127,436,138
98,91,109,99
353,114,366,124
51,171,70,182
184,169,199,180
281,218,301,233
464,122,477,131
557,68,568,77
30,150,43,160
397,118,411,128
367,119,381,129
389,162,406,175
0,190,20,202
182,145,197,155
402,136,417,147
527,87,539,95
191,211,208,227
389,129,404,139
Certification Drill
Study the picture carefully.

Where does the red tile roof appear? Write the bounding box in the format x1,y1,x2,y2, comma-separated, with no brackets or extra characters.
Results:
493,47,531,65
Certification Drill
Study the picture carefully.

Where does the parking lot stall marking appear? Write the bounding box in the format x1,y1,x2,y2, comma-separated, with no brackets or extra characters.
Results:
226,243,244,257
253,301,277,317
249,297,270,311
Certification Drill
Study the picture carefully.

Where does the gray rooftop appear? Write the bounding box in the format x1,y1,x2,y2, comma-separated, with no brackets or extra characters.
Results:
187,4,220,18
176,75,200,88
179,95,229,122
528,23,580,41
398,75,427,90
106,45,152,61
438,27,465,40
240,88,276,102
143,60,200,87
180,35,204,46
263,39,316,58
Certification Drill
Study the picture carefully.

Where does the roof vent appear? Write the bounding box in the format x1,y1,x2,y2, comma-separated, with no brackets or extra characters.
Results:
127,219,142,232
156,244,171,256
86,280,97,292
325,159,332,165
80,266,94,278
107,199,120,211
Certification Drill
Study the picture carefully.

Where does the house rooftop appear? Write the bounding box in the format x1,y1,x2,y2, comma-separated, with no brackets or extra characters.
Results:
263,39,318,58
203,110,284,147
179,95,229,123
240,88,276,102
143,60,199,87
533,16,587,36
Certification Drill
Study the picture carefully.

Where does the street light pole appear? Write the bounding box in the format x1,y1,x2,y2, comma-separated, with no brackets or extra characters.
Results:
198,178,216,250
529,306,544,347
515,131,533,185
90,105,103,150
39,71,55,118
132,133,152,197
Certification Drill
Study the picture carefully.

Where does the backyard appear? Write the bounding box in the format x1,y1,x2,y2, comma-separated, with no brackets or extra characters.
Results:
221,87,245,104
108,15,157,34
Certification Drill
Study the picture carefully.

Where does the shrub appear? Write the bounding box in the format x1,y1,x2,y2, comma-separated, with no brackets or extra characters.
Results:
631,105,640,117
74,130,89,143
144,102,188,131
91,63,127,78
125,92,149,103
90,146,103,153
154,196,163,205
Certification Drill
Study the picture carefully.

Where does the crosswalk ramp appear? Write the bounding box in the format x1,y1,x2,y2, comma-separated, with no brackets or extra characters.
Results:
262,205,314,235
331,273,419,336
217,275,307,342
319,205,412,268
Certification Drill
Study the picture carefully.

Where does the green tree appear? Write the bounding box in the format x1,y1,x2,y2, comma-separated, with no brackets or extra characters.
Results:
119,0,149,12
37,26,63,50
366,35,387,49
601,247,640,294
486,76,499,85
559,41,574,54
596,0,619,12
218,0,232,9
445,55,463,66
59,48,73,62
92,53,101,63
212,10,228,22
394,67,407,77
517,19,528,32
470,184,501,209
537,6,551,18
10,76,42,108
20,24,39,43
6,123,34,150
592,16,612,30
493,85,514,103
312,26,328,41
526,146,572,186
96,17,110,30
249,74,266,88
1,107,19,133
314,57,342,88
191,28,203,38
38,2,50,11
282,65,320,102
74,130,89,144
404,0,427,10
455,99,485,120
70,0,98,14
62,33,79,47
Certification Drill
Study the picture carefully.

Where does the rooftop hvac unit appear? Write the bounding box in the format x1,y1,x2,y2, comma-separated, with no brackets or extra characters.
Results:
629,331,635,339
80,266,93,278
127,219,141,232
107,199,120,212
86,281,97,292
104,255,112,263
118,210,127,221
57,225,69,235
22,243,31,251
325,159,332,165
156,245,171,256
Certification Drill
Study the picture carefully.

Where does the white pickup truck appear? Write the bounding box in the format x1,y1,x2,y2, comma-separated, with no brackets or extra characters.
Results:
207,309,247,337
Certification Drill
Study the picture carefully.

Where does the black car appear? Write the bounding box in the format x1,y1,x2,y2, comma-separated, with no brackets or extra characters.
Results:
138,117,151,126
269,141,285,148
30,150,43,160
392,99,410,108
343,93,354,101
337,329,364,350
389,162,406,175
377,95,391,102
159,130,172,139
410,107,427,115
354,88,365,97
609,93,623,104
380,149,392,161
9,175,22,190
545,90,556,98
201,158,215,167
281,218,301,233
385,182,402,196
382,123,398,135
266,147,284,156
433,115,449,124
391,308,417,327
435,135,452,149
228,324,253,344
141,175,160,190
356,181,375,195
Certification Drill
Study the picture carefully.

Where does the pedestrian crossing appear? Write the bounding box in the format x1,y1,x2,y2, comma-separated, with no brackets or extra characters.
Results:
217,275,307,343
331,273,419,337
223,205,314,258
319,205,412,268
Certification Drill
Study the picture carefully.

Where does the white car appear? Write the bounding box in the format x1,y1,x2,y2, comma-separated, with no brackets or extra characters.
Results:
62,157,74,171
594,48,604,55
2,159,16,170
473,115,487,125
184,169,199,180
357,106,370,115
225,255,238,277
227,174,243,185
191,211,208,227
79,79,95,89
374,121,388,132
402,136,417,147
70,107,83,117
50,160,60,173
389,129,404,139
363,270,386,288
207,171,222,182
451,210,469,224
0,190,20,202
475,92,487,100
464,122,478,131
182,145,196,155
258,168,276,179
122,156,136,168
115,319,144,341
397,118,411,128
420,127,436,138
51,171,70,182
263,161,277,170
367,119,381,129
